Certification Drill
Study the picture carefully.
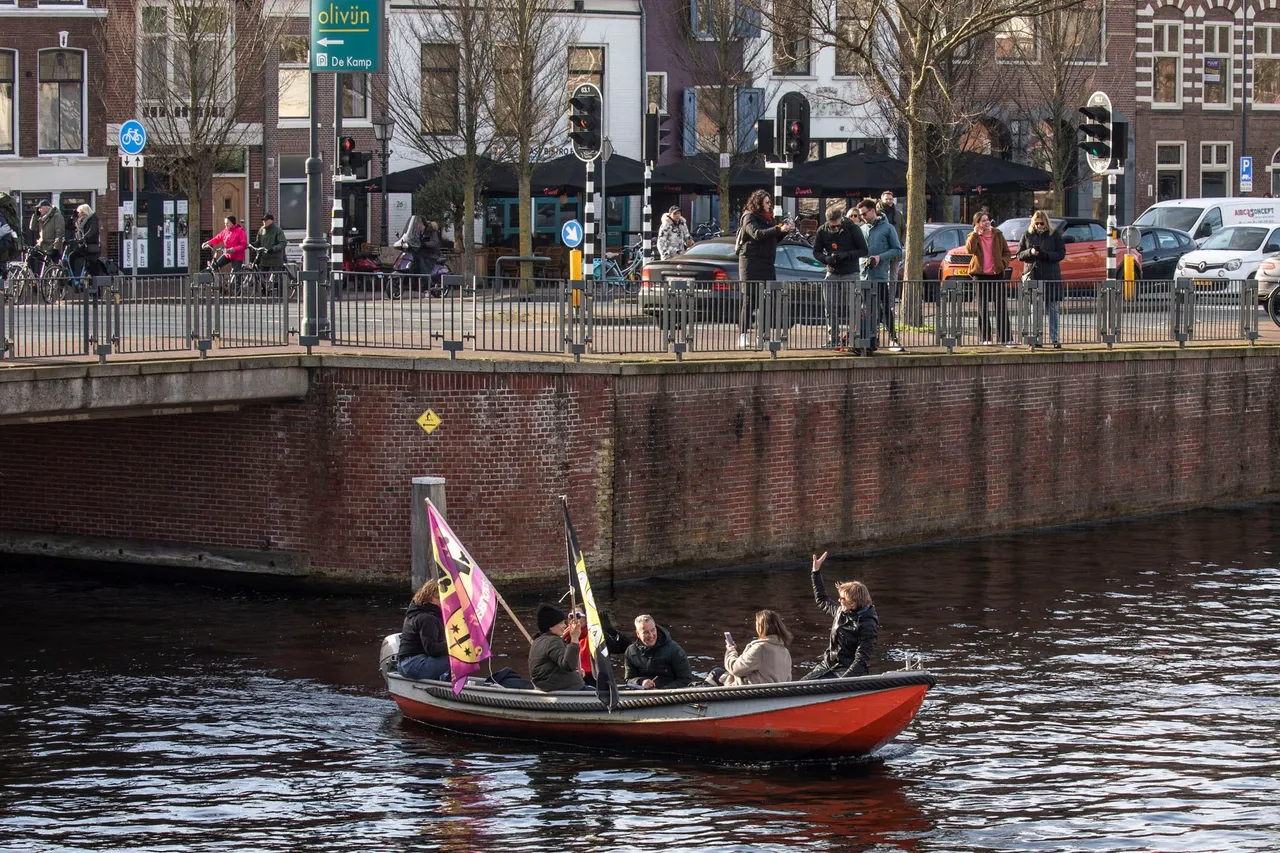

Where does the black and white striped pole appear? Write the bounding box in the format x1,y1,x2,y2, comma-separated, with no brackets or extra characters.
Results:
1079,90,1123,348
584,158,596,281
642,161,652,260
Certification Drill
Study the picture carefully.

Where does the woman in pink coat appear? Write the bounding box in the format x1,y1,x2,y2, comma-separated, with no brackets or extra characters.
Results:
203,215,249,271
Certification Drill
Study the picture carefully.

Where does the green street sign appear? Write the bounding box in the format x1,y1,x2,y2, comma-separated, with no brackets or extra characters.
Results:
310,0,382,73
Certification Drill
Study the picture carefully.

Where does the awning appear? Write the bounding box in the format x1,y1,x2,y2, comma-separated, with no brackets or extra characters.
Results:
934,153,1053,194
788,150,908,197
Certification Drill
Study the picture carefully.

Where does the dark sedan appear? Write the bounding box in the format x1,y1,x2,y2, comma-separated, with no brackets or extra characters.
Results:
639,237,829,322
1137,226,1195,280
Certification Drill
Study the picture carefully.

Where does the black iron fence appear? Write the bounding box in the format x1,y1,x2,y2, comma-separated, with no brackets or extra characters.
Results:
0,269,1265,363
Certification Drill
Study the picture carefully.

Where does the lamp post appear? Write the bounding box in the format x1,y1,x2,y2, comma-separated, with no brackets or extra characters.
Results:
371,115,396,246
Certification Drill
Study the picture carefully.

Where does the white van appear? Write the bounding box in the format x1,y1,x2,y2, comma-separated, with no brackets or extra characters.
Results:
1133,198,1280,243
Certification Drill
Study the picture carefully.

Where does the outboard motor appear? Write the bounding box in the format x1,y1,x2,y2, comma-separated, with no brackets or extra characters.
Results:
380,634,401,674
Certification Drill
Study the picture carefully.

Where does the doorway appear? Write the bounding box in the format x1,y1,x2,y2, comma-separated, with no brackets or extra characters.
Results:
212,177,247,227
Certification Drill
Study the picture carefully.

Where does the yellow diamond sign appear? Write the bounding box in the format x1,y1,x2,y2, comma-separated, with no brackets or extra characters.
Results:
416,409,442,434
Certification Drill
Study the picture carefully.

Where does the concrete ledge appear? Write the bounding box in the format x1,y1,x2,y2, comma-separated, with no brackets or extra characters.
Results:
0,530,311,576
0,360,309,423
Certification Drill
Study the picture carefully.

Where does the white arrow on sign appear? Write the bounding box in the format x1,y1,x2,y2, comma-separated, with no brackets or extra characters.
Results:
317,37,345,46
121,153,145,168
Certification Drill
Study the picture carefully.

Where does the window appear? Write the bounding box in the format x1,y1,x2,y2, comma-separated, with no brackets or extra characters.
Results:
996,16,1037,60
1156,142,1185,201
278,154,307,231
1061,1,1103,62
1255,25,1280,107
1202,22,1232,107
1152,22,1183,106
1271,149,1280,196
278,37,309,120
38,49,83,154
343,74,368,121
0,51,13,155
773,1,811,75
1139,231,1156,254
835,10,860,75
567,46,604,104
646,72,667,114
690,0,758,40
140,7,168,100
139,4,230,108
1200,142,1230,197
419,43,458,134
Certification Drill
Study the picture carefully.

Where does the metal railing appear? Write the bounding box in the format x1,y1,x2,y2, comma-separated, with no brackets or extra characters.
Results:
0,268,1266,363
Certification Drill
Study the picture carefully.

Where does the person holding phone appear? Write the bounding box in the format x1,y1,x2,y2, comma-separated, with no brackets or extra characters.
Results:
964,209,1013,346
1016,210,1066,348
855,197,904,352
802,552,879,679
707,610,794,686
736,190,794,349
529,604,586,692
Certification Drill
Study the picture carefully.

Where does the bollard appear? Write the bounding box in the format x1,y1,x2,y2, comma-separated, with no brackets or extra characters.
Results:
410,476,447,590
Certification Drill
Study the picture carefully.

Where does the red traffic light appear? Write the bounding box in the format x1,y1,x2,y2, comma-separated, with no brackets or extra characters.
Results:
789,122,801,135
340,136,357,153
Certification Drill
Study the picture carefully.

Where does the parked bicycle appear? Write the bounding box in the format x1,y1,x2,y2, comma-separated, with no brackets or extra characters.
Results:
3,247,58,304
591,241,646,294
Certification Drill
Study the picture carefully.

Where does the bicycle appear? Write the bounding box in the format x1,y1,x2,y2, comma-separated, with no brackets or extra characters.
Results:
3,247,59,304
242,245,299,299
592,241,646,295
693,222,723,241
38,240,103,303
204,245,253,296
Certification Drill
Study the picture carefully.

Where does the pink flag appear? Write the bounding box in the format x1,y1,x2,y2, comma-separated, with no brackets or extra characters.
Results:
426,501,497,695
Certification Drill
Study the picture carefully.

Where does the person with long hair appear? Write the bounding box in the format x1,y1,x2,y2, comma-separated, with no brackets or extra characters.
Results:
803,551,879,679
1016,209,1066,348
964,209,1013,346
397,579,450,681
735,189,794,349
713,609,794,685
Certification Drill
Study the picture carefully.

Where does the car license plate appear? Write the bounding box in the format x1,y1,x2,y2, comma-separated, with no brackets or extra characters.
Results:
1193,279,1216,288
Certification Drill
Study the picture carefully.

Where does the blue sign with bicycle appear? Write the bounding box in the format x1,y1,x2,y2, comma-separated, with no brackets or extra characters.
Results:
118,120,147,155
561,219,583,248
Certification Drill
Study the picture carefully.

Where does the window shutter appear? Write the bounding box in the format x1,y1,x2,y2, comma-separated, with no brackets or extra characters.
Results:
683,88,698,156
735,1,761,38
689,0,701,37
736,87,763,153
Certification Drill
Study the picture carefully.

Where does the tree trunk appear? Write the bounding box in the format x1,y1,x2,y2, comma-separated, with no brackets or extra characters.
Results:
719,166,731,232
187,184,203,276
463,156,477,279
518,162,533,291
901,117,927,327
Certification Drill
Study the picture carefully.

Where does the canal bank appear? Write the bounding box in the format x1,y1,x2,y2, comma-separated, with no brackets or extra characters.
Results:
2,346,1278,589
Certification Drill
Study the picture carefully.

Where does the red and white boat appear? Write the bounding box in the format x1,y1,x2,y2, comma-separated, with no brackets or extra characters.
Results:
381,635,935,760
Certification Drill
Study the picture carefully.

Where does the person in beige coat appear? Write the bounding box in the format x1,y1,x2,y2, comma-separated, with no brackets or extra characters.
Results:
713,609,794,686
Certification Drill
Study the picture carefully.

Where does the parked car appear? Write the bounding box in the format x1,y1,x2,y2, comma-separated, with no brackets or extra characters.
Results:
939,217,1142,292
1136,227,1195,280
1134,197,1280,245
922,223,970,301
1172,224,1280,295
639,236,828,322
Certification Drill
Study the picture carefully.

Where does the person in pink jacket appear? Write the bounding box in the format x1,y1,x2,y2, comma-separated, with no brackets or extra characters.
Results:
203,215,248,271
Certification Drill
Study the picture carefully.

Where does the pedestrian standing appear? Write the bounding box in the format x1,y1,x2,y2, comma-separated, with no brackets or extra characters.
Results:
877,189,904,287
855,197,904,352
813,204,868,348
736,190,794,349
657,205,694,260
964,209,1013,346
1016,210,1066,349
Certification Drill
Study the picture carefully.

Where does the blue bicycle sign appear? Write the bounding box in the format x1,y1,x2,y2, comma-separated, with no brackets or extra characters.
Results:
118,120,147,155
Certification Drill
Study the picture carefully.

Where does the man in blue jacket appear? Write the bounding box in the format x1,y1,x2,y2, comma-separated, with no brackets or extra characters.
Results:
855,197,904,352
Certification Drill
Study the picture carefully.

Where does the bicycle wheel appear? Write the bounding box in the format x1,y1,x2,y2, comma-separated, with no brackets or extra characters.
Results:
1268,293,1280,329
37,267,61,304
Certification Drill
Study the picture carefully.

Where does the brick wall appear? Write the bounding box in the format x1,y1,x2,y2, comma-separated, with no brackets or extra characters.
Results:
2,351,1277,588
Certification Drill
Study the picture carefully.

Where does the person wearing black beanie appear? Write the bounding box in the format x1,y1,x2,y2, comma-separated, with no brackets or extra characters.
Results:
529,603,585,691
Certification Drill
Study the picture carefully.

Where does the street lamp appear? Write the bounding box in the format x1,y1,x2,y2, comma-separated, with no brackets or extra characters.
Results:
371,115,396,247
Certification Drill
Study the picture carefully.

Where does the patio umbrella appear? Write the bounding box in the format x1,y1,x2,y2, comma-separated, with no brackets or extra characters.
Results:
788,150,908,197
531,153,646,195
380,155,518,196
935,152,1053,194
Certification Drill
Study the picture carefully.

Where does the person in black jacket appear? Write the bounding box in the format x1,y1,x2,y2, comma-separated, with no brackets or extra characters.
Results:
1016,210,1067,348
623,615,696,689
397,579,450,681
813,205,869,349
802,551,879,679
70,204,103,280
735,190,794,349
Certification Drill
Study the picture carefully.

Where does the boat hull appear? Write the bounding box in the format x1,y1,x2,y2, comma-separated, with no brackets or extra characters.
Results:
386,671,934,760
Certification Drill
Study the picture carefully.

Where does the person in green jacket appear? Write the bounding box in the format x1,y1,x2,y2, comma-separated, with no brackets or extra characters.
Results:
251,213,287,269
29,200,65,276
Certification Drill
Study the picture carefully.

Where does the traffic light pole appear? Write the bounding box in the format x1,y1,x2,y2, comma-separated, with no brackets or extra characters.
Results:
584,159,595,282
332,73,344,277
642,162,652,259
301,71,329,344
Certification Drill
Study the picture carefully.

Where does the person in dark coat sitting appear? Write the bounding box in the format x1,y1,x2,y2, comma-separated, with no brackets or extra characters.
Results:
1015,209,1067,348
624,615,696,689
397,579,450,681
528,603,586,692
802,551,879,679
735,189,794,349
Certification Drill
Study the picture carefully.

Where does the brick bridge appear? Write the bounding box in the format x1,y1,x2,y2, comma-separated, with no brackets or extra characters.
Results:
1,348,1276,589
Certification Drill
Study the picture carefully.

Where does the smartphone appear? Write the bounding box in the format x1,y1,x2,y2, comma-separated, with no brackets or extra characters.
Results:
724,631,734,645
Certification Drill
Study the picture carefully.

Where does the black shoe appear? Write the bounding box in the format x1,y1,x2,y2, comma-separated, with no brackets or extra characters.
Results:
1052,342,1062,349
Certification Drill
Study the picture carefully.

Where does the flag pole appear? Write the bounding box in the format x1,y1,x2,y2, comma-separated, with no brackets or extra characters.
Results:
495,590,534,645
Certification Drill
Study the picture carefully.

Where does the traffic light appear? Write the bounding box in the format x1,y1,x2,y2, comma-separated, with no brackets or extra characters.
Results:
1078,99,1113,174
569,83,603,162
756,118,775,159
777,92,810,165
339,136,356,172
643,110,672,164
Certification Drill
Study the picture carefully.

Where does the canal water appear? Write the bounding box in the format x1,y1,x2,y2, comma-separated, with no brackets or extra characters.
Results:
1,504,1278,852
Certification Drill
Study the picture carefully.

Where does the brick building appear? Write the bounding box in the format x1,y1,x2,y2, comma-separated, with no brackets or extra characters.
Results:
0,0,110,244
1135,0,1280,212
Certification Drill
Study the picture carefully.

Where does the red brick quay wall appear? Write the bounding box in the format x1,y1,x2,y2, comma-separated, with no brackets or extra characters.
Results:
1,350,1275,588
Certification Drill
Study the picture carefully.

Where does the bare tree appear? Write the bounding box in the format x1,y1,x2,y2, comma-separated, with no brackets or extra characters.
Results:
387,0,498,276
1002,2,1108,214
677,0,777,231
490,0,579,279
752,0,1089,323
103,0,297,272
